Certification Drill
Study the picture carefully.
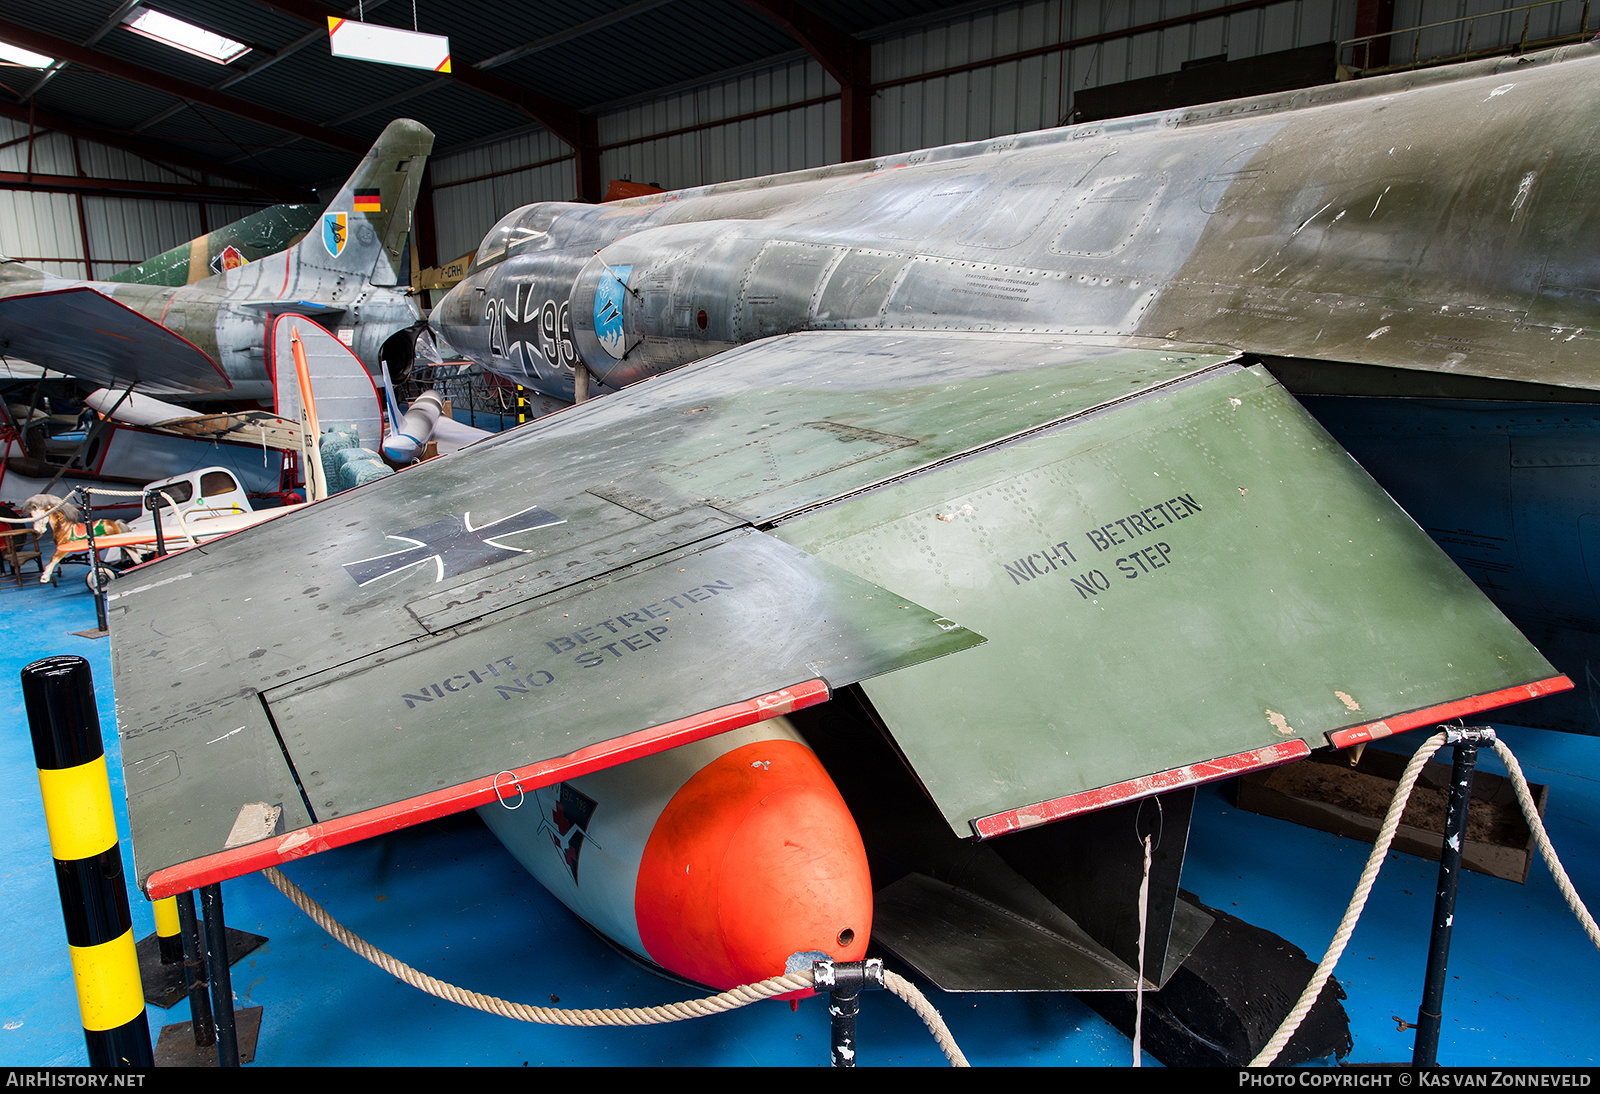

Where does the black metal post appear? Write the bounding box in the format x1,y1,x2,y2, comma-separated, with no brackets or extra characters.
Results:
176,891,215,1048
199,884,240,1067
830,981,861,1066
146,491,166,558
814,958,884,1067
1412,727,1487,1067
79,492,108,631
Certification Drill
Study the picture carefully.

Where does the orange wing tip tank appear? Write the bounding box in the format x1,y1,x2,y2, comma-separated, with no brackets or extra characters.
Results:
478,716,871,999
635,736,872,995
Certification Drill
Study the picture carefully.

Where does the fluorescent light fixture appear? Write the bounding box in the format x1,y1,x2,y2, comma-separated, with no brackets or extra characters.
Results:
0,41,55,68
327,17,450,73
122,7,250,65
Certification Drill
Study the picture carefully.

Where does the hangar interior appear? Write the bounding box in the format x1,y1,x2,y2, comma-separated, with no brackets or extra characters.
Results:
4,0,1595,283
2,0,1599,1069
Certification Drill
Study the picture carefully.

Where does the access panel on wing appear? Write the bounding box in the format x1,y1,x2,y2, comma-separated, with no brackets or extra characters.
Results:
260,529,981,826
773,363,1561,836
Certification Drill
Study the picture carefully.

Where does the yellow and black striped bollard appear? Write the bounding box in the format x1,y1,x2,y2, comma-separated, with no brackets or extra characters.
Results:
153,896,183,965
22,654,153,1067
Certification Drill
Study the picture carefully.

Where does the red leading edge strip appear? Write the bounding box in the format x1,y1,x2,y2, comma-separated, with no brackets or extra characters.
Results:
144,679,831,899
1326,675,1572,748
972,739,1313,840
972,674,1574,841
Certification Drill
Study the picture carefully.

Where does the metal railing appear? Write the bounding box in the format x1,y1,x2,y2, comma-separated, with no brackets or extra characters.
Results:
1342,0,1593,74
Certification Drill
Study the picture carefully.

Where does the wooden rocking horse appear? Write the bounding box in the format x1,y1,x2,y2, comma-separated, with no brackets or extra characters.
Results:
23,494,150,584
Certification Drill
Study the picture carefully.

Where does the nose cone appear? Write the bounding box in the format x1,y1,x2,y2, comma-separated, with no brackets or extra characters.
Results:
427,280,465,342
634,737,872,993
427,278,487,365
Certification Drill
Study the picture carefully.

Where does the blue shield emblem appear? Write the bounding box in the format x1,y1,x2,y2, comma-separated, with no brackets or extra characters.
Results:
322,212,348,258
593,263,632,359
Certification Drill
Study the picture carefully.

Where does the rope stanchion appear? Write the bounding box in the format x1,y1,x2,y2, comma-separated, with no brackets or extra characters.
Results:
1251,731,1449,1066
262,864,970,1063
60,485,198,546
1252,728,1600,1067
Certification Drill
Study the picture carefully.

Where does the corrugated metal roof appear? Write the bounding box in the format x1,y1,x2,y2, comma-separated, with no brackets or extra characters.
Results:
0,0,993,195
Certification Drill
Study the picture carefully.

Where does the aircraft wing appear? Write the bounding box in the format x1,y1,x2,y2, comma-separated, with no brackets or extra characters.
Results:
0,286,231,394
109,330,1564,896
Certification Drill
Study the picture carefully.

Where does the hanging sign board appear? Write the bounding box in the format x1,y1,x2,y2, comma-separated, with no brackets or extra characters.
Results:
327,17,451,73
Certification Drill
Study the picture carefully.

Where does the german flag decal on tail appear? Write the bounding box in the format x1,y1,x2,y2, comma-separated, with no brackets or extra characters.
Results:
354,188,381,213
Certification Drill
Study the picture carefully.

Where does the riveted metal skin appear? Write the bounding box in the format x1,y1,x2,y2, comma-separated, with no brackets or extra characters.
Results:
105,49,1591,1003
432,46,1600,735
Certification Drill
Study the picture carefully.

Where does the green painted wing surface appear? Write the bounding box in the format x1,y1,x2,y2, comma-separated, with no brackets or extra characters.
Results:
109,329,1553,884
768,352,1556,833
114,527,978,886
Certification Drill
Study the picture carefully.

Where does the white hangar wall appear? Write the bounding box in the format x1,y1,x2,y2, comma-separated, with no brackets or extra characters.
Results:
428,0,1596,264
0,117,260,281
870,0,1357,153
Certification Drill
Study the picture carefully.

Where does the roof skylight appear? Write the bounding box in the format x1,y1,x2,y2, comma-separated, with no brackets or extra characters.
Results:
0,41,55,68
121,7,250,65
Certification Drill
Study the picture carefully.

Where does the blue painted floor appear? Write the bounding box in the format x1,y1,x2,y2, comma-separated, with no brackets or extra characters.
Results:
1,569,1596,1067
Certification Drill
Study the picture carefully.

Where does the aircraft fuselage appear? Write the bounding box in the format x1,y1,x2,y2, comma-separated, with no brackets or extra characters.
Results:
432,45,1600,731
434,45,1600,404
0,259,418,403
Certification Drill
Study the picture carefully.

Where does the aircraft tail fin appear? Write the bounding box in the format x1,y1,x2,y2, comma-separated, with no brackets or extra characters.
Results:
300,118,434,286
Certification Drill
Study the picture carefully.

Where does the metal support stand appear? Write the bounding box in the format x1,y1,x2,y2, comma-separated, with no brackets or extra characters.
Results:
814,958,884,1067
178,893,215,1049
200,884,240,1067
1412,725,1491,1067
153,888,265,1066
81,490,108,634
145,490,166,558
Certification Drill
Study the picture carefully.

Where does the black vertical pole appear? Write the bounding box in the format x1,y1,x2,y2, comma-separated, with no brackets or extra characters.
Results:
147,492,166,558
813,958,883,1067
80,493,108,631
199,884,240,1066
176,891,215,1049
21,656,153,1067
1413,729,1483,1067
829,981,861,1067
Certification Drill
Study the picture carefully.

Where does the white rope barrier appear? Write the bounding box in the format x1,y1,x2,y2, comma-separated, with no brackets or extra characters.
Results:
262,864,970,1064
1252,729,1600,1066
0,494,73,523
1487,737,1600,951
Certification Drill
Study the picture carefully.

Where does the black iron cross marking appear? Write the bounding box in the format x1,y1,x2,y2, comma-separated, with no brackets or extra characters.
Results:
547,782,598,884
342,504,565,586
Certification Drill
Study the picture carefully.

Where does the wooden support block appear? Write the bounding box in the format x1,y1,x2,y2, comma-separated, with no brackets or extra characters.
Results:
1237,747,1548,884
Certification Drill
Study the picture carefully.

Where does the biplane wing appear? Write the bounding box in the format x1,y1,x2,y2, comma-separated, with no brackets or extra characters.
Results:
0,285,231,394
108,331,1564,897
